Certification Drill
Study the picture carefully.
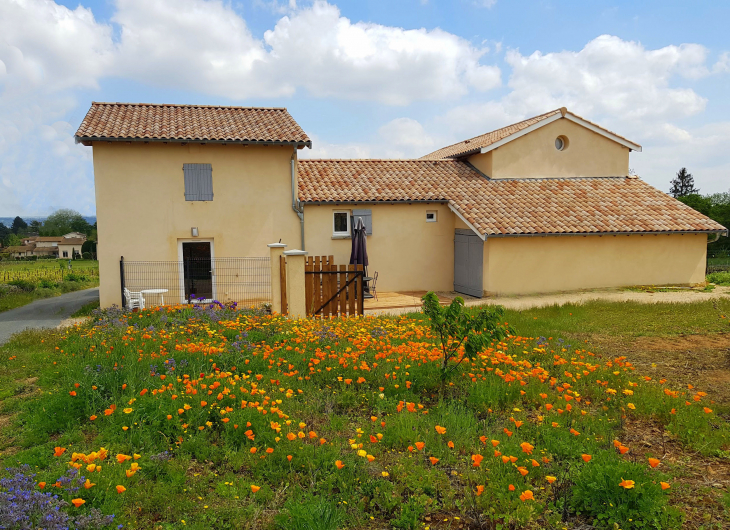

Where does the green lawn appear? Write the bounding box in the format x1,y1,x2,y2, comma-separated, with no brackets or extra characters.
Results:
0,300,728,529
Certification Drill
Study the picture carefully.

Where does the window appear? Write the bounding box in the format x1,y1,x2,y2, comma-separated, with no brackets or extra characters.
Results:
333,211,351,236
62,251,68,258
183,163,214,201
555,135,569,151
426,210,438,222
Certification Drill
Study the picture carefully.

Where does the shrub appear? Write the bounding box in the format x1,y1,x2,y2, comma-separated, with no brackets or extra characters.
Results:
570,453,682,529
82,252,92,260
8,278,36,291
707,271,730,286
65,273,88,282
38,278,59,289
421,291,511,379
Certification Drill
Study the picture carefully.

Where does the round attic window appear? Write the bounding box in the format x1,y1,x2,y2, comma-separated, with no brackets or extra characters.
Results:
555,136,569,151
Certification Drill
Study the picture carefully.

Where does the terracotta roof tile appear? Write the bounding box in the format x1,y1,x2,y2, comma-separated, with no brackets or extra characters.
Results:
297,160,727,236
75,102,311,146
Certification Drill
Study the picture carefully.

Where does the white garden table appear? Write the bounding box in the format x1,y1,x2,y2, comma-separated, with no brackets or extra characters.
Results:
140,289,169,306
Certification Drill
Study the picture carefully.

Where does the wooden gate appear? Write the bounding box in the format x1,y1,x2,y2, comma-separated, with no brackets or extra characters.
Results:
305,256,364,317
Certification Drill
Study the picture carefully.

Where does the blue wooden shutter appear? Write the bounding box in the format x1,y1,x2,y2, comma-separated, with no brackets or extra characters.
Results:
183,163,213,201
352,209,372,235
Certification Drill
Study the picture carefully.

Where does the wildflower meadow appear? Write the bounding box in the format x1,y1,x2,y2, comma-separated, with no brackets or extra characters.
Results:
1,298,729,529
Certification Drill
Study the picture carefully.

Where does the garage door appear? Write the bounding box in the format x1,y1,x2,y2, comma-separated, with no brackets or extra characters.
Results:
454,229,483,298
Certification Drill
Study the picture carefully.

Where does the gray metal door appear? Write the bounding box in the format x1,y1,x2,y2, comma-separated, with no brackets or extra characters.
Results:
454,229,483,298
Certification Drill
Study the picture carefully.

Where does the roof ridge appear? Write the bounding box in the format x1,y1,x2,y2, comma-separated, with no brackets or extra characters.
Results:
91,102,288,111
299,158,461,162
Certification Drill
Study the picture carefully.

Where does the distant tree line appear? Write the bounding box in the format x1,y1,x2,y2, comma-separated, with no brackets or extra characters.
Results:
0,209,96,249
670,168,730,251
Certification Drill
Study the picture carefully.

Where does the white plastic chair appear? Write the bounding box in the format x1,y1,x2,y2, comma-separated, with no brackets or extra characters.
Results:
124,288,145,310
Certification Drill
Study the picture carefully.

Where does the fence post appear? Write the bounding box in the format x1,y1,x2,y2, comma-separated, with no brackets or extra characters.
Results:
267,243,287,314
283,249,308,319
120,256,126,309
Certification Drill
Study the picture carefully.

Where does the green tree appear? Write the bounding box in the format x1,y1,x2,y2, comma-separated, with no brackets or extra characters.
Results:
11,216,27,234
421,292,512,380
41,209,92,236
677,194,712,216
669,167,699,198
0,223,9,242
4,233,21,247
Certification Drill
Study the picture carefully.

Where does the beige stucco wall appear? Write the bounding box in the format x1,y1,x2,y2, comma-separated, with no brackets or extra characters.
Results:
483,233,707,295
467,118,631,179
57,243,81,258
93,142,301,307
303,203,455,292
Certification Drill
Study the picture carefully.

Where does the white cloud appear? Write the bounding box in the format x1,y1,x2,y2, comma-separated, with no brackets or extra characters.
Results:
713,52,730,74
432,35,730,192
1,0,502,214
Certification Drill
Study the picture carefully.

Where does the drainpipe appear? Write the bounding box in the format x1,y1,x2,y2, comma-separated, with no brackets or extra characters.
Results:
291,151,305,250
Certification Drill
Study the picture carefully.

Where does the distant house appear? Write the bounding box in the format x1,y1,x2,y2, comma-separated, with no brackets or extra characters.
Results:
10,233,87,259
75,102,727,308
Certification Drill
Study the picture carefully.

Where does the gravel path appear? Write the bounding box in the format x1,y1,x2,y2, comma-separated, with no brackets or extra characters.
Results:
366,286,730,315
0,287,99,345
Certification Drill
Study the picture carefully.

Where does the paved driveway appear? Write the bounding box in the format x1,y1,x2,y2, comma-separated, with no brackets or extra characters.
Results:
0,287,99,346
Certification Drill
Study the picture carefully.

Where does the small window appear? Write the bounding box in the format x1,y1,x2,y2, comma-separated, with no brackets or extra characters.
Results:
183,163,214,201
555,135,569,151
333,210,351,236
426,210,438,223
62,251,68,258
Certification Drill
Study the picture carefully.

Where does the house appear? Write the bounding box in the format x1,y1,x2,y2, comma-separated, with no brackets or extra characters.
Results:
57,237,86,259
13,233,88,259
75,102,727,308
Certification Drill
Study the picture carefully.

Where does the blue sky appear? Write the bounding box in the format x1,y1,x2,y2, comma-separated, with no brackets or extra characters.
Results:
1,0,729,216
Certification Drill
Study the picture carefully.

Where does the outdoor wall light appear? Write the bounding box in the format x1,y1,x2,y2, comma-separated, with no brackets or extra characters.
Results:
191,227,199,237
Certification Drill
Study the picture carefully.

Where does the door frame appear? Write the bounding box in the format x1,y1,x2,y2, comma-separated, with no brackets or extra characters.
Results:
177,239,216,304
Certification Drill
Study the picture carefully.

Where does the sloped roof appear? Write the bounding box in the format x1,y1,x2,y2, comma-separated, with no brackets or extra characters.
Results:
58,238,85,246
5,245,33,253
421,108,641,160
297,159,727,237
75,102,311,147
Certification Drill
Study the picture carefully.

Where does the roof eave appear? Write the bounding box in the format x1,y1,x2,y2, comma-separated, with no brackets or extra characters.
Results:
563,113,642,152
74,135,312,149
485,229,727,238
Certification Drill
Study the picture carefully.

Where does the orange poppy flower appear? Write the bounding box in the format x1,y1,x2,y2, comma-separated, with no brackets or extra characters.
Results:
520,442,534,455
546,476,557,484
287,455,293,461
37,482,46,489
618,478,635,489
475,485,484,496
581,454,592,462
71,498,85,508
447,441,454,449
429,457,439,465
648,458,660,468
517,466,529,476
472,454,483,467
491,440,500,447
335,460,345,469
435,425,446,435
53,447,66,457
508,484,515,491
84,479,95,489
519,490,534,501
415,442,425,451
251,485,261,493
660,481,670,490
116,485,126,493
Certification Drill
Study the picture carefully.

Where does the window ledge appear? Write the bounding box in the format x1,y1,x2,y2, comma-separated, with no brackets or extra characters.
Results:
332,234,351,240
